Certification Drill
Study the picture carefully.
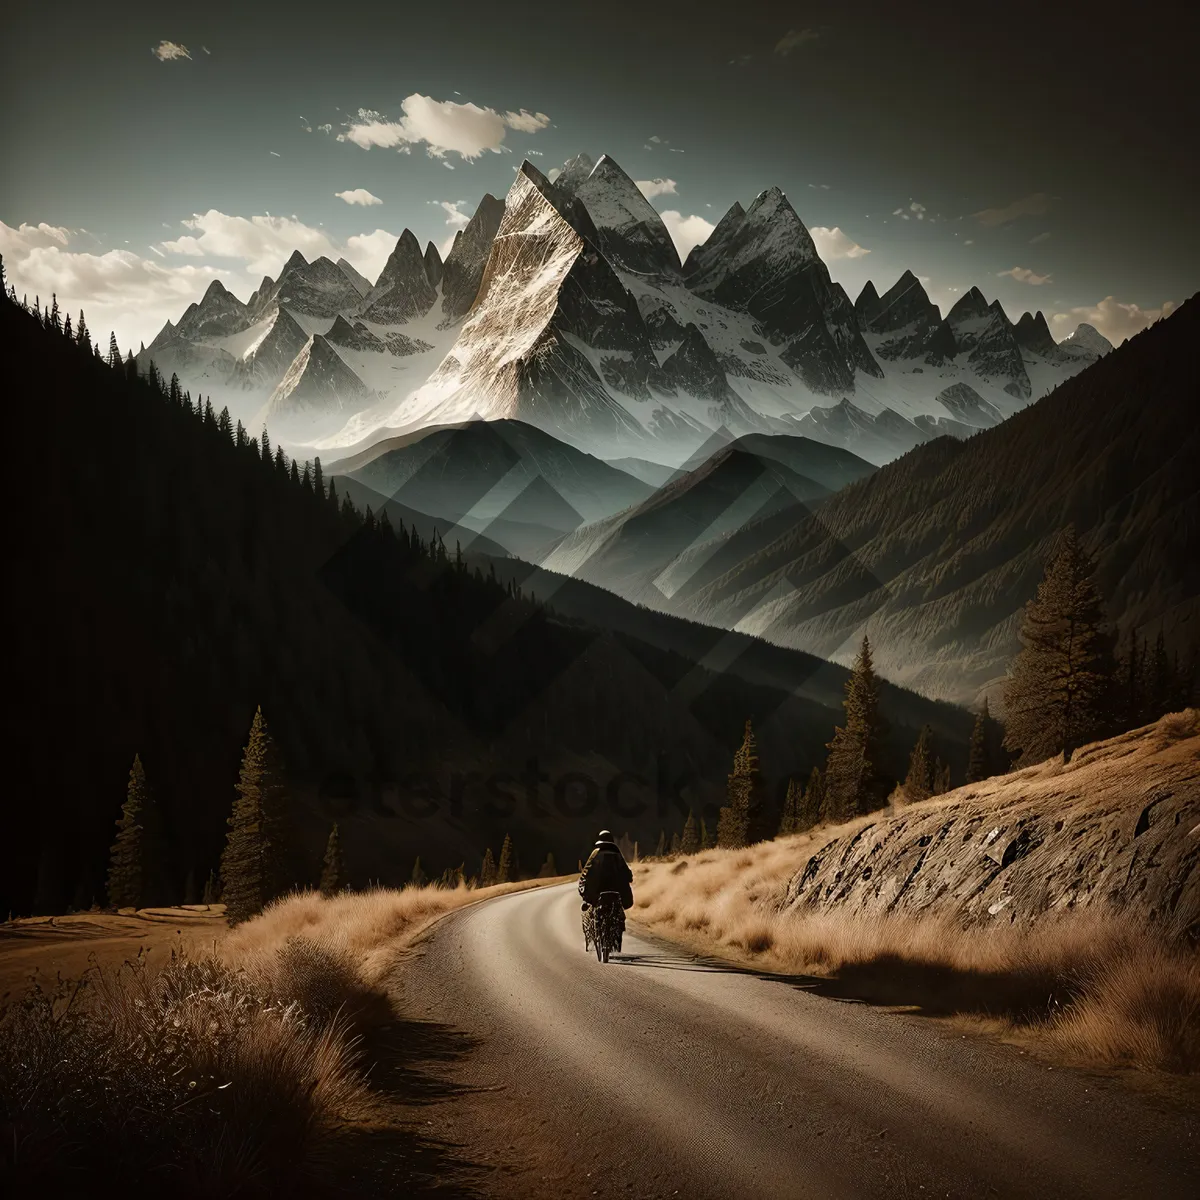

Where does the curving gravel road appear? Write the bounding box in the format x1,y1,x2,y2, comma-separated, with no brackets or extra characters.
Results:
398,883,1198,1199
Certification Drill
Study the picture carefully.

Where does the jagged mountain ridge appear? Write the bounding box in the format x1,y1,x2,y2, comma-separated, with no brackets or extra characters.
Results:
141,152,1112,465
667,297,1198,703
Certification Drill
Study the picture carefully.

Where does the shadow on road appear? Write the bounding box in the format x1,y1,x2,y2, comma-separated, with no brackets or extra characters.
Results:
619,930,1069,1022
326,1013,497,1198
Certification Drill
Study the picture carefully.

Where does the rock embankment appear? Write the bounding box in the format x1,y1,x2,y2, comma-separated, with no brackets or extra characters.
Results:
784,711,1199,940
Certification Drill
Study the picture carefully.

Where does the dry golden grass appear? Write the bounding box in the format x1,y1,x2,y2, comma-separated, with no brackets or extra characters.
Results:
0,876,565,1193
632,820,1199,1074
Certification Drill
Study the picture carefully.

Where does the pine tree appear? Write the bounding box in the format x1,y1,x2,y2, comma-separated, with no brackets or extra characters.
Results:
106,754,155,909
669,830,682,856
202,869,220,905
699,817,713,850
108,332,121,368
718,719,764,847
966,699,994,783
904,725,934,802
479,847,497,888
538,852,558,878
824,635,885,821
219,707,292,924
62,312,73,340
778,778,801,835
320,824,344,896
654,830,666,857
680,810,700,854
800,766,825,830
313,457,325,499
1003,528,1115,766
76,311,90,352
496,833,514,883
410,855,427,887
933,759,952,795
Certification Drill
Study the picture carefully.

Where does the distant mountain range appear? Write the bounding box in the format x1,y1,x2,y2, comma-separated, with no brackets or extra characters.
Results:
141,153,1110,468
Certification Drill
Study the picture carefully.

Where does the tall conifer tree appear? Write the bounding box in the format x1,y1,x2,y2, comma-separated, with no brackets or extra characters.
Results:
966,699,994,782
824,635,885,821
320,824,344,896
106,754,157,909
1003,528,1115,765
717,719,762,848
219,706,291,924
904,725,934,802
496,833,514,883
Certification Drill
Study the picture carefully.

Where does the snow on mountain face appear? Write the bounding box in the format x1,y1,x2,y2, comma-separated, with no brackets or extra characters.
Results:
336,259,372,298
174,280,249,341
684,187,881,393
1059,322,1113,359
362,230,436,323
263,335,372,434
139,151,1112,467
572,155,681,277
380,163,648,447
859,271,958,366
934,382,1002,427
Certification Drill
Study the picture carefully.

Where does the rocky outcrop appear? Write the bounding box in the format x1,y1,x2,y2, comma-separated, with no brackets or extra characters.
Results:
783,713,1200,941
362,230,437,323
440,193,505,323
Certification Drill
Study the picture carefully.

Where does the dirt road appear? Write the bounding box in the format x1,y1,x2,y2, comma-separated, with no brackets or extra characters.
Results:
399,883,1198,1199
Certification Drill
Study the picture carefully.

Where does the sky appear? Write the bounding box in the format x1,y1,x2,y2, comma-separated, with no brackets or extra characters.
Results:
2,0,1195,353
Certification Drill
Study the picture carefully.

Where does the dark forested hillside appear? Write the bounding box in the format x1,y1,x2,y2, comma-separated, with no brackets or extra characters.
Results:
680,298,1199,701
3,298,969,915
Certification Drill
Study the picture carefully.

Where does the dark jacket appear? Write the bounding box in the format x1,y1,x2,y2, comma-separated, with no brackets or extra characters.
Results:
578,844,634,908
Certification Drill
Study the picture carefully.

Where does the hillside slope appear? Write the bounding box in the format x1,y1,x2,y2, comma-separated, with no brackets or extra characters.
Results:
785,711,1200,940
679,297,1199,701
4,299,970,915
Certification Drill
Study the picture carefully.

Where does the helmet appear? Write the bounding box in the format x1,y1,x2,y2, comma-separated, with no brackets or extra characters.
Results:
595,829,616,845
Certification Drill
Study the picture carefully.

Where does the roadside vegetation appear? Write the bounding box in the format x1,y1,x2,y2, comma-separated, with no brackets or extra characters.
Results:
0,876,564,1194
631,714,1199,1076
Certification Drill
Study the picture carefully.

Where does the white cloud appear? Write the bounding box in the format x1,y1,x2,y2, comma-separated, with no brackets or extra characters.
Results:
998,266,1053,285
335,188,383,207
159,210,340,275
1029,231,1051,245
973,192,1051,227
1049,297,1177,346
910,201,926,220
152,41,191,61
3,221,71,249
635,178,677,200
269,151,281,158
810,226,870,260
159,236,204,256
435,200,471,228
338,96,550,160
964,238,975,246
527,149,543,156
1,219,229,352
648,135,666,144
775,29,820,55
659,211,714,259
316,123,332,135
342,229,401,282
503,109,552,134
